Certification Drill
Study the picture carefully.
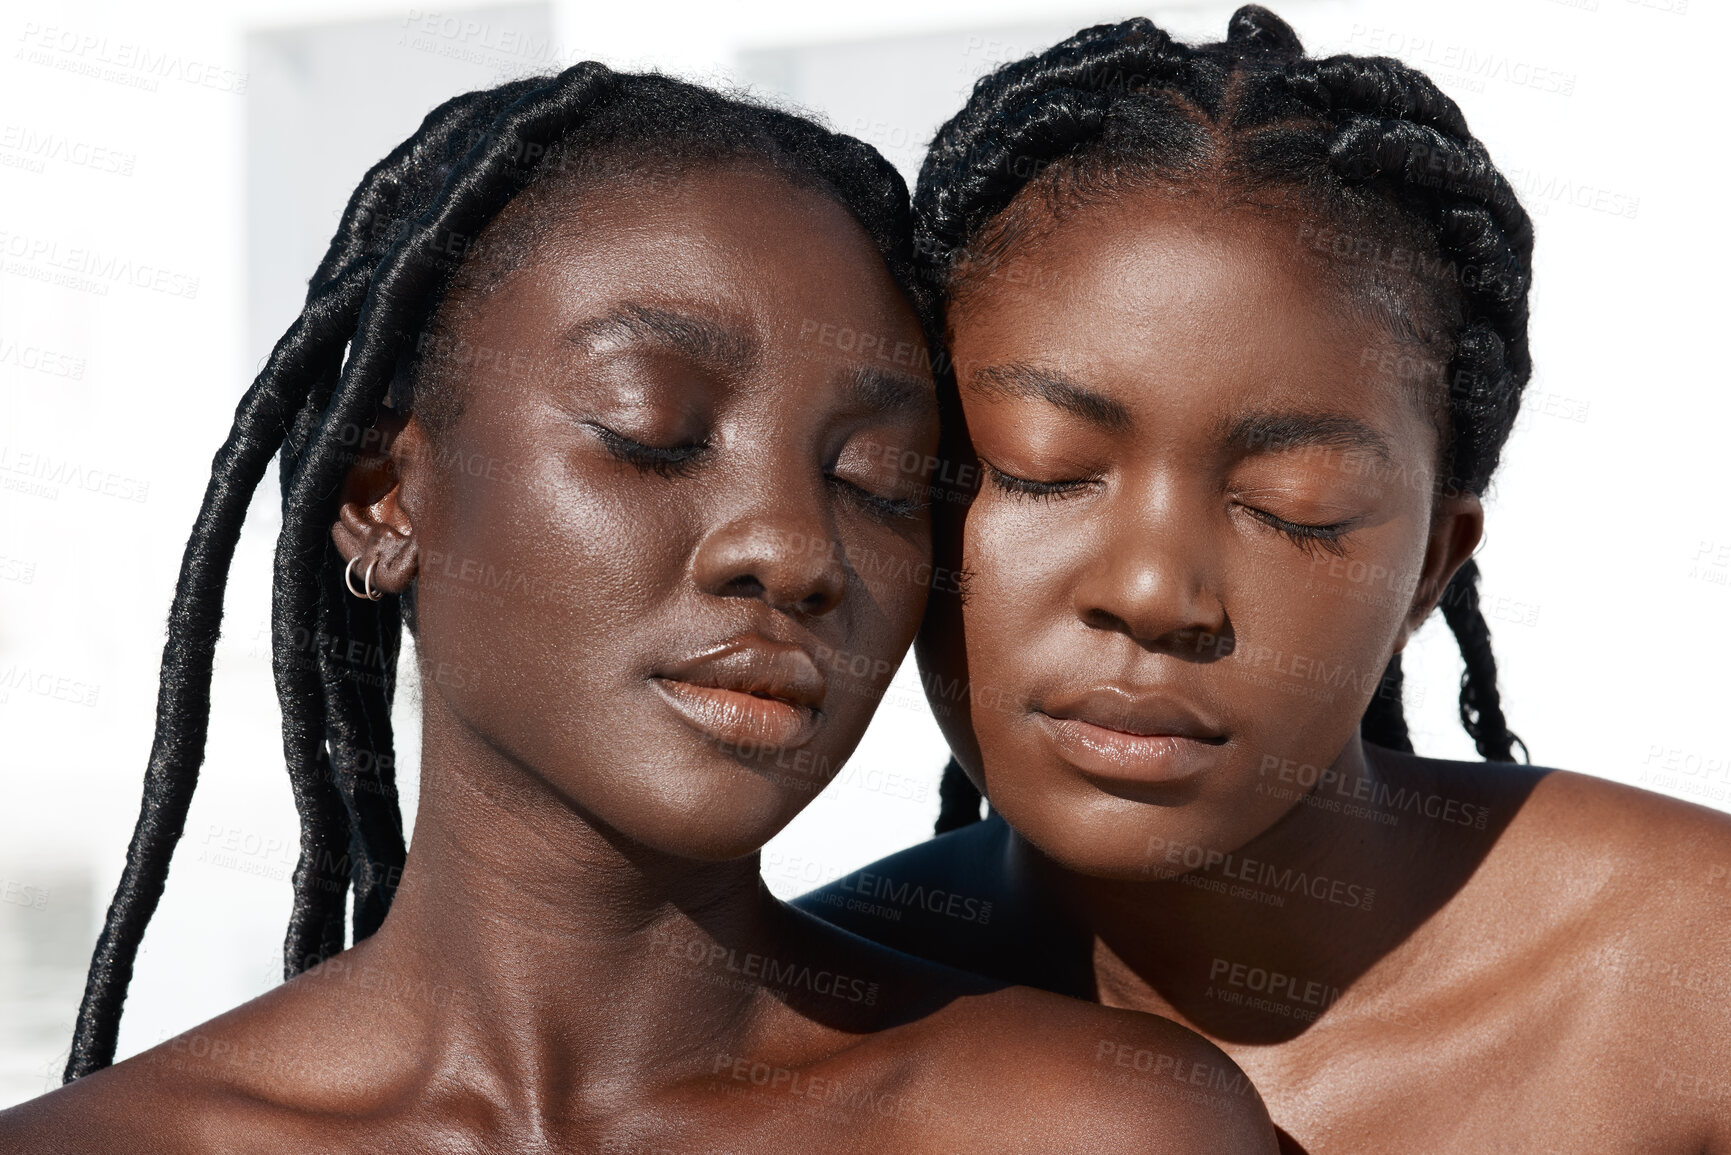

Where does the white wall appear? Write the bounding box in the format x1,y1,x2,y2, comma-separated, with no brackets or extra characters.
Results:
0,0,1723,1107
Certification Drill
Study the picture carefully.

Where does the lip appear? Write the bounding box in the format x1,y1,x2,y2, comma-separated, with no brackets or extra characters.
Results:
1035,688,1226,785
651,638,827,751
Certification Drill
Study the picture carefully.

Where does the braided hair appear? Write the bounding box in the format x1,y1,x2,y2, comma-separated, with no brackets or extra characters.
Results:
927,5,1530,835
66,64,923,1082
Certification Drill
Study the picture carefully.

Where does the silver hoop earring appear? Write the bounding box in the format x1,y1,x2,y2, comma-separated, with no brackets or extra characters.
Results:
345,555,383,601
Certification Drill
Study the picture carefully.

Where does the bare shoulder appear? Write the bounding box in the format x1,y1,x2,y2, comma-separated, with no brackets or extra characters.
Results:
1421,758,1731,965
1506,765,1731,932
776,906,1275,1152
0,950,427,1154
1482,767,1731,1146
897,984,1277,1154
0,1017,283,1154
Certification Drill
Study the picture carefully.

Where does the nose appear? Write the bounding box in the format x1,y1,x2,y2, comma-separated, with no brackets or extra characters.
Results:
690,481,847,618
1071,490,1229,657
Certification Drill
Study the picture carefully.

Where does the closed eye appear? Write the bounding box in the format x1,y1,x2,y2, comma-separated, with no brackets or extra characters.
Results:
830,474,926,521
586,422,711,478
1239,503,1355,558
981,459,1099,502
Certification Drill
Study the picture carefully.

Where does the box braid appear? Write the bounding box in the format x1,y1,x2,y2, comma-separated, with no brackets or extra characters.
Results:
925,6,1530,832
66,65,923,1083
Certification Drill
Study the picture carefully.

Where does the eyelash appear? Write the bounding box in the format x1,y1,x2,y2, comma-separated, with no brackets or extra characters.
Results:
982,461,1098,503
986,453,1355,555
590,423,925,520
831,476,927,521
1240,506,1353,558
587,423,710,478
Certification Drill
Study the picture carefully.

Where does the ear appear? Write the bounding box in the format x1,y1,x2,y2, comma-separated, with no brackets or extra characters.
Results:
330,408,425,595
1392,489,1483,655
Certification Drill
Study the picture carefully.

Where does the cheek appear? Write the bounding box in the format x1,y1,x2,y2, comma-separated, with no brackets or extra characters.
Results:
1231,517,1428,665
1216,523,1430,780
827,525,932,717
960,498,1081,619
856,521,932,628
413,440,691,717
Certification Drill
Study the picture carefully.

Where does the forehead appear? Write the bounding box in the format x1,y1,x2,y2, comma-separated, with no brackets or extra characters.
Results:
947,190,1431,435
468,163,922,350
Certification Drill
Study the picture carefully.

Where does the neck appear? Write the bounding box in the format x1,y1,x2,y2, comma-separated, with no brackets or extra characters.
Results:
353,687,783,1109
1020,736,1446,1035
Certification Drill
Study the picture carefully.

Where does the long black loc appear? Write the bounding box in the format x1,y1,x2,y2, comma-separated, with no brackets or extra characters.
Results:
270,65,626,980
920,5,1535,833
60,81,534,1082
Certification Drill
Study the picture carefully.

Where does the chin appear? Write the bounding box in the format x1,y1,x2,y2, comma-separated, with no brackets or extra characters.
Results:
998,774,1284,883
601,775,812,862
1023,816,1172,882
987,777,1156,879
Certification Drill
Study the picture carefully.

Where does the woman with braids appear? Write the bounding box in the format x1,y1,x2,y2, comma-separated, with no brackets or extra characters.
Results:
0,66,1277,1152
800,7,1731,1152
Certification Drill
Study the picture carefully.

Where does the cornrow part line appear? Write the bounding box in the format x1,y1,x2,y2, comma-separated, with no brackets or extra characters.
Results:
918,27,1194,265
1283,55,1471,141
939,18,1175,157
64,264,373,1083
945,89,1115,248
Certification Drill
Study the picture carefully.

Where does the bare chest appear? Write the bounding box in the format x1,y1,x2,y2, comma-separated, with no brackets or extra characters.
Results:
1219,978,1717,1155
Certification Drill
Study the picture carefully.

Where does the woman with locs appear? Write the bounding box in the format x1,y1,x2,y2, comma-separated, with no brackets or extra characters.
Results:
802,8,1731,1153
0,67,1277,1151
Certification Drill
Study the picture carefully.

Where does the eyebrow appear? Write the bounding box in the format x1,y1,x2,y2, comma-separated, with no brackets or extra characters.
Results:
1222,411,1394,465
840,363,938,421
966,363,1132,432
565,303,757,373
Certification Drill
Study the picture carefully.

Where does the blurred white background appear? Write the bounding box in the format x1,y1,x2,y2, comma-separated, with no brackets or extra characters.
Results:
1,0,1725,1107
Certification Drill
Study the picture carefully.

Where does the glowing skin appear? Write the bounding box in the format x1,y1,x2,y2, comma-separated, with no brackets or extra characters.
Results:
1,166,1277,1154
801,188,1731,1154
934,194,1478,876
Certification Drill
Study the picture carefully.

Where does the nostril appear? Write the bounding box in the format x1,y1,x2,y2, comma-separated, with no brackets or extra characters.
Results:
717,575,768,600
1081,607,1132,634
797,584,843,616
691,516,848,615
